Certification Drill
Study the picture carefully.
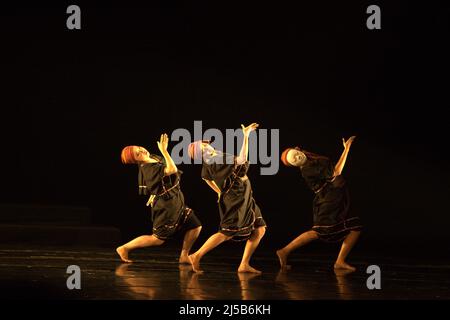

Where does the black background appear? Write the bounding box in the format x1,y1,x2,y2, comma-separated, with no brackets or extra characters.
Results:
1,1,449,258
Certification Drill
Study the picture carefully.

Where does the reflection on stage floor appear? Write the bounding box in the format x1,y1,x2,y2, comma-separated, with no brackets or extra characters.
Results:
0,246,449,300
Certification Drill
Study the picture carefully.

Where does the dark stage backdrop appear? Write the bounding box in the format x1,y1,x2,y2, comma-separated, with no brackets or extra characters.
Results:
0,1,449,257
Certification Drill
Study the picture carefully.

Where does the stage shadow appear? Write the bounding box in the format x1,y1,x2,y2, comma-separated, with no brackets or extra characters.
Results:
114,262,357,300
178,264,210,299
275,270,310,299
114,263,210,299
237,272,262,300
333,268,355,299
274,267,357,299
115,263,162,299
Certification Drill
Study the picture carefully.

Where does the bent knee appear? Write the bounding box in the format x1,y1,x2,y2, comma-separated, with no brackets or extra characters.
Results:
219,232,233,241
309,230,320,239
195,226,202,236
152,235,165,245
254,226,266,238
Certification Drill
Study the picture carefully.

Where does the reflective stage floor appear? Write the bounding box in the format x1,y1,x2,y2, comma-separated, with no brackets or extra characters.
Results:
0,245,449,300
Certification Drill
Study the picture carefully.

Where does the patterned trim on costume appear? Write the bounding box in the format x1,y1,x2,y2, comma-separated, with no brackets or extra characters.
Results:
220,202,257,242
152,207,192,240
147,179,181,207
222,162,247,195
314,176,336,194
312,217,360,228
312,217,362,242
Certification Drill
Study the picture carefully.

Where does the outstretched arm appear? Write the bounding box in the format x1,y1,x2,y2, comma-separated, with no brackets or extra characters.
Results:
236,123,259,165
334,136,356,177
157,133,178,176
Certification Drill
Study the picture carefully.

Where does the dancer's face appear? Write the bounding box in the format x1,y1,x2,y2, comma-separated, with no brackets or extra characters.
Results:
133,146,152,163
287,149,306,167
201,143,215,160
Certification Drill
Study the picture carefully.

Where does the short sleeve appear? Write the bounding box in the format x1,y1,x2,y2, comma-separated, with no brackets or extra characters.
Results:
201,153,238,189
301,158,335,191
140,163,166,194
318,158,335,180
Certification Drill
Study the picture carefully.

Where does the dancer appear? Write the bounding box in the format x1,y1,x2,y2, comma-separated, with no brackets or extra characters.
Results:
116,134,202,263
277,136,362,272
187,123,267,274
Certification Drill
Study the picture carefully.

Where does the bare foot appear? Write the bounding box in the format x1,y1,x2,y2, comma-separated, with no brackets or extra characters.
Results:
238,272,261,281
116,246,133,263
238,264,262,274
334,261,356,272
276,249,291,270
179,255,191,265
334,268,355,277
188,253,203,273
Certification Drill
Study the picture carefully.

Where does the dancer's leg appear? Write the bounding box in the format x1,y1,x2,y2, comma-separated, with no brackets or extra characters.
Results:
334,230,361,272
116,235,165,263
276,230,319,269
179,226,202,264
189,232,231,272
238,226,266,273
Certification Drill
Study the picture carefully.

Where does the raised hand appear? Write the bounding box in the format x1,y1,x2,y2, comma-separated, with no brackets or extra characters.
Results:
342,136,356,149
157,133,169,154
241,123,259,136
